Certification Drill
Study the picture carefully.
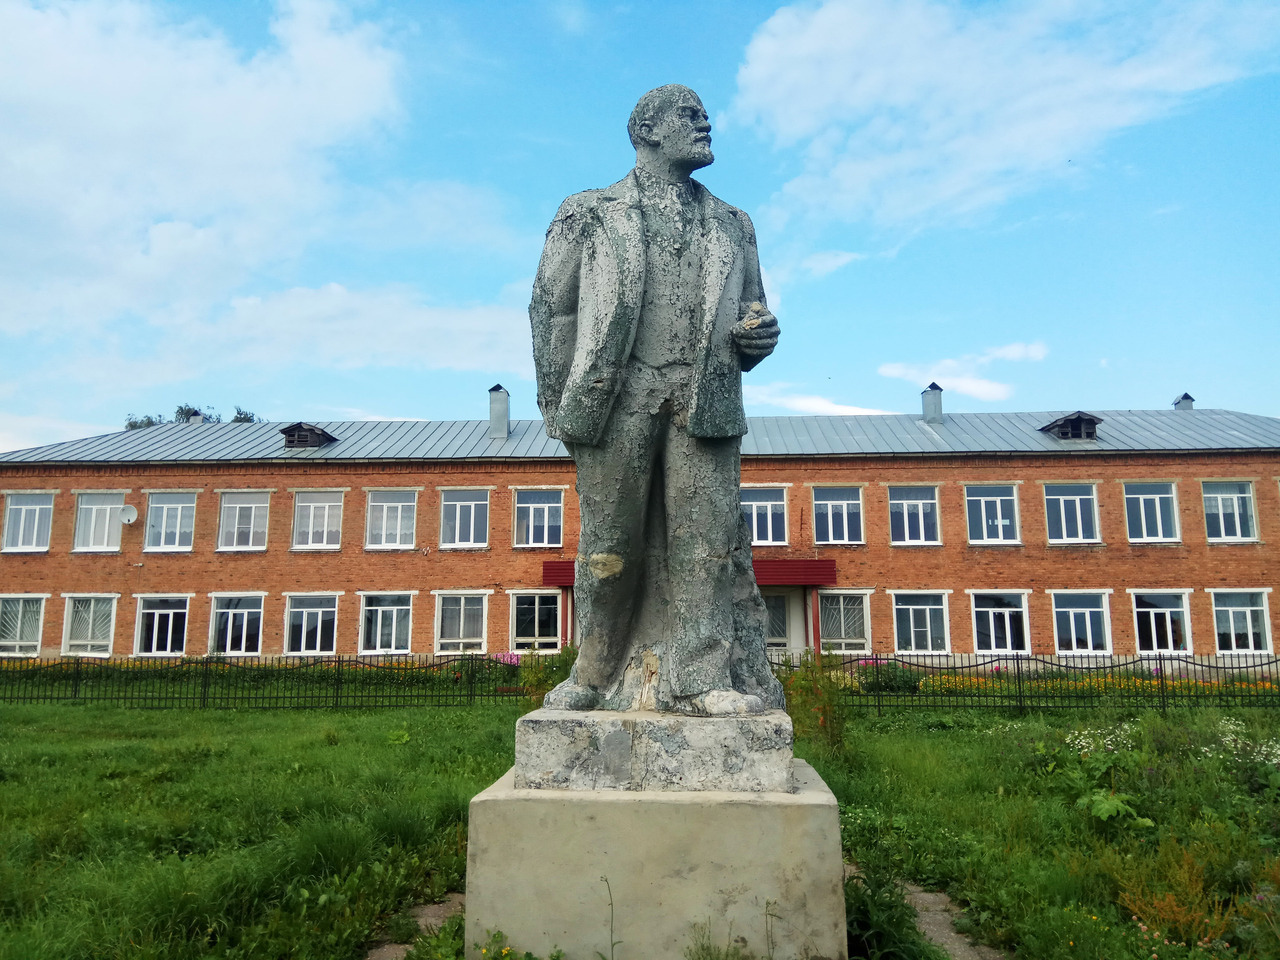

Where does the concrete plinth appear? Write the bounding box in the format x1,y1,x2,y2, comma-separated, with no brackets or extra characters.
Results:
515,709,794,792
465,759,847,960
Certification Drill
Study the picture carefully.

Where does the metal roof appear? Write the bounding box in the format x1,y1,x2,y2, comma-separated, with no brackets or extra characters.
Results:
1,408,1278,465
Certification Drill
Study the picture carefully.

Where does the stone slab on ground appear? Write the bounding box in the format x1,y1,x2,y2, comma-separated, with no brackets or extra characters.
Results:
363,892,465,960
904,884,1007,960
467,758,845,960
514,708,794,792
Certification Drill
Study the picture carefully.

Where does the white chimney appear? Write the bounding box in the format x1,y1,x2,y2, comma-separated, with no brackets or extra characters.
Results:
921,382,943,424
189,413,204,424
488,384,510,440
1173,392,1195,411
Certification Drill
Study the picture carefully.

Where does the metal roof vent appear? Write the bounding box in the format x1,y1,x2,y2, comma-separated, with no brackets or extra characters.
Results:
488,384,510,440
280,422,337,448
1173,392,1195,411
1039,411,1102,441
921,382,943,425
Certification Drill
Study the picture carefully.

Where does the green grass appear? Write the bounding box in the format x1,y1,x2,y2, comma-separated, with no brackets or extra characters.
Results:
0,702,523,960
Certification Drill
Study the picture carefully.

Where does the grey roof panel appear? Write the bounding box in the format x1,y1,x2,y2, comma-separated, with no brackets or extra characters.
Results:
3,409,1280,464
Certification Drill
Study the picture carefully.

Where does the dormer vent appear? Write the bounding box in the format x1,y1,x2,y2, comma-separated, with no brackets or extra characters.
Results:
1039,411,1102,441
1173,393,1195,411
921,382,943,425
280,422,338,448
488,384,510,440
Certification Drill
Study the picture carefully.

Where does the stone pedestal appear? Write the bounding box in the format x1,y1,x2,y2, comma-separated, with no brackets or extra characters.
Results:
514,708,794,792
465,759,847,960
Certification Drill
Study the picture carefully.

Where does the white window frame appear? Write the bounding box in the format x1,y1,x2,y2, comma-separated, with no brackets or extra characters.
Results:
1208,588,1273,656
741,486,788,545
358,591,416,655
889,590,951,654
208,593,267,657
513,489,564,548
888,486,941,546
283,593,342,656
508,589,562,653
967,590,1031,655
134,594,193,657
1123,481,1180,543
61,593,119,657
292,490,344,550
365,490,418,550
1202,481,1259,543
2,492,55,553
816,589,872,654
1043,483,1101,544
1049,589,1113,656
439,488,491,549
812,486,863,546
1127,589,1193,656
0,594,48,657
217,490,271,551
144,492,197,553
432,589,492,654
73,491,128,553
965,485,1021,545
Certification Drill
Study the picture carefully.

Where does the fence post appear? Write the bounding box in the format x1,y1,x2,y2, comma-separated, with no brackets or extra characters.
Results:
873,658,884,717
1157,654,1168,713
333,656,344,709
1014,655,1026,712
200,656,212,709
72,657,81,701
467,655,477,705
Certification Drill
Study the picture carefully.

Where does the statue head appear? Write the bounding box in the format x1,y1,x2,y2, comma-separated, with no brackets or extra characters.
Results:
628,84,713,178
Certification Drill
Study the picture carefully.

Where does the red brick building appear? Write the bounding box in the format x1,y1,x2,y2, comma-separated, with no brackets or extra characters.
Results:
1,386,1277,662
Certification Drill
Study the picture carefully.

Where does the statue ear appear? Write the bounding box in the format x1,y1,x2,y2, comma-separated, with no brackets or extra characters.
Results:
636,120,660,147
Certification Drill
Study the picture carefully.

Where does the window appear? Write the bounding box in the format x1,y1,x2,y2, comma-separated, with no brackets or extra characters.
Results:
287,595,338,654
888,487,940,545
136,597,188,656
971,593,1028,653
1132,593,1189,654
965,486,1019,543
0,596,44,656
366,491,417,549
219,492,269,550
514,491,562,547
441,490,489,548
512,593,560,652
74,493,125,551
1044,484,1099,543
893,593,948,653
63,596,116,656
741,488,787,544
3,493,53,552
813,488,862,544
144,493,196,551
764,595,789,649
818,593,869,654
293,491,343,549
361,594,412,654
1212,591,1271,654
1203,482,1257,541
211,596,263,655
436,593,487,653
1052,592,1110,654
1124,483,1179,542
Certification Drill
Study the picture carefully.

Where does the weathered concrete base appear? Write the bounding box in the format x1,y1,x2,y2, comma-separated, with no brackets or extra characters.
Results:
514,708,794,792
466,759,847,960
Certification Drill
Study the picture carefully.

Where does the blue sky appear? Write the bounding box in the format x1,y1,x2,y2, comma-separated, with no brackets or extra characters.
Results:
1,0,1278,451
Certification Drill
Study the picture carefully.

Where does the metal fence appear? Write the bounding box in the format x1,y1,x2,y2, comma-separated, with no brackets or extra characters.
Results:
2,652,1278,711
0,655,528,709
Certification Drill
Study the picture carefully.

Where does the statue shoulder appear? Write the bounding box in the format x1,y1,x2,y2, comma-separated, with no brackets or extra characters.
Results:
696,186,757,243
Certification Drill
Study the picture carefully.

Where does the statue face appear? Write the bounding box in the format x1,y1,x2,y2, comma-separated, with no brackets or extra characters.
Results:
647,91,714,171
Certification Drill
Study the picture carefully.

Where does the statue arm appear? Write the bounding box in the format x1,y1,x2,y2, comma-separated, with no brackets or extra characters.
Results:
731,212,779,373
530,198,590,429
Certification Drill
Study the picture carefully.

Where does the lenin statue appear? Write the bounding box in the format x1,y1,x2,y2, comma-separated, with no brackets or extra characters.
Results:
530,85,786,717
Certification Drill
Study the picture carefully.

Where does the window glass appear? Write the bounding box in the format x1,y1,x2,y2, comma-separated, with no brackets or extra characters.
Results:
65,596,114,656
0,597,43,656
513,594,560,652
219,492,269,549
362,594,412,653
145,493,196,551
287,596,337,654
965,486,1018,543
74,493,125,551
818,594,868,653
438,594,485,652
1213,592,1270,653
366,491,416,549
294,492,343,549
138,598,188,655
1124,483,1178,541
1044,484,1098,542
973,593,1027,652
1133,593,1188,654
441,490,489,547
515,491,562,547
3,494,53,551
212,596,263,655
1053,593,1109,653
1203,482,1256,540
893,594,947,652
813,488,861,544
740,488,787,544
888,487,939,544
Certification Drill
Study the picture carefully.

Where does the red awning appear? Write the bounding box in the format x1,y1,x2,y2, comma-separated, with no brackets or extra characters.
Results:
542,560,576,586
752,558,837,585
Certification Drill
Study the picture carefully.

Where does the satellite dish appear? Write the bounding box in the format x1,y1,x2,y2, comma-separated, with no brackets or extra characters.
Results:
120,504,139,525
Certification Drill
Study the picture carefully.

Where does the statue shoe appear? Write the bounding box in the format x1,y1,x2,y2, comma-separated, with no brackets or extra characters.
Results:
541,680,602,711
672,689,765,717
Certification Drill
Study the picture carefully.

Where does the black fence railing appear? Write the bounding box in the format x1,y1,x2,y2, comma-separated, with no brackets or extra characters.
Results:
781,654,1280,713
2,653,1278,712
0,655,527,708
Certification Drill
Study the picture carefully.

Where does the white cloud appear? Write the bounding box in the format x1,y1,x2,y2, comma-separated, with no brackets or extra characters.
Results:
745,383,894,416
877,341,1049,402
729,0,1280,226
800,249,865,278
0,413,119,454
